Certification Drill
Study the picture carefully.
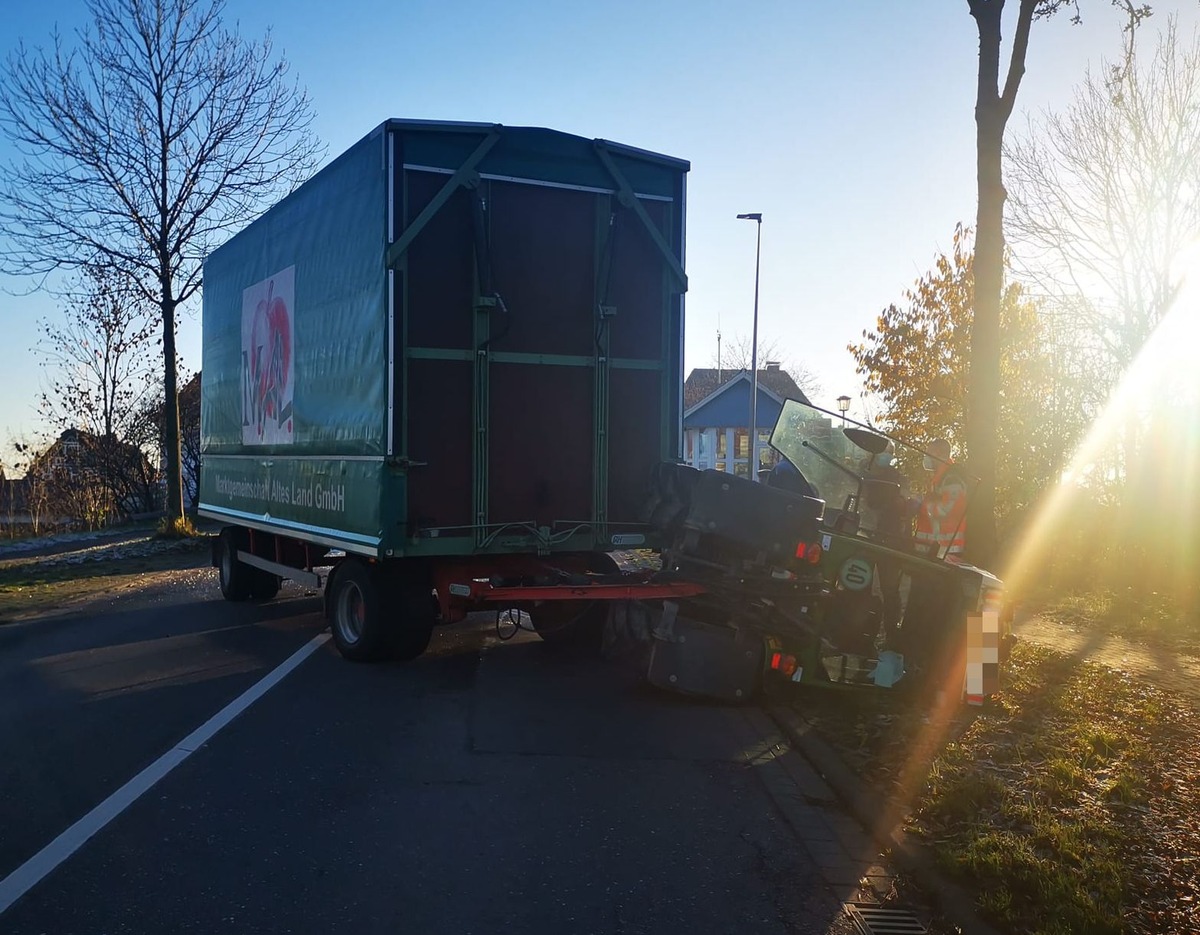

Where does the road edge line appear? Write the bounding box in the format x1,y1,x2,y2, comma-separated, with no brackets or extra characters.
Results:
0,631,331,916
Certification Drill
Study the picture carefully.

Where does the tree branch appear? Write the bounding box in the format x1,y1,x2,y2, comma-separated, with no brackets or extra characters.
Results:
1000,0,1039,121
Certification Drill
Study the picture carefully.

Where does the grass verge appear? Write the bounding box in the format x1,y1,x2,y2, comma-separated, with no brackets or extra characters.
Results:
0,540,211,623
156,515,200,539
796,641,1200,935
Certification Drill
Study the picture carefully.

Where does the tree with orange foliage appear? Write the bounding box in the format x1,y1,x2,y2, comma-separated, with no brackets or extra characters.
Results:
849,226,1079,546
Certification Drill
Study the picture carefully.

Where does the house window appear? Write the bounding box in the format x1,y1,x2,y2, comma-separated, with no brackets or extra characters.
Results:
716,432,727,458
758,431,773,468
735,430,749,459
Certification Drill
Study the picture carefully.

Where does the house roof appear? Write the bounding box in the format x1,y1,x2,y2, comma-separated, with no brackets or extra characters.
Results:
683,370,786,421
683,367,809,409
34,428,153,476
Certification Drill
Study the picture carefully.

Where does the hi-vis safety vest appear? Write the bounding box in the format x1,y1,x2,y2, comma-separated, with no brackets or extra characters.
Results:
915,462,967,558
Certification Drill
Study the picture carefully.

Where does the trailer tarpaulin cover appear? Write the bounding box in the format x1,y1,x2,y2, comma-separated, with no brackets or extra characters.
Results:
199,130,389,549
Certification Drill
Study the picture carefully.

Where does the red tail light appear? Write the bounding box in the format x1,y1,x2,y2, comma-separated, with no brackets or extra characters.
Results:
795,542,823,563
769,652,798,677
795,541,823,564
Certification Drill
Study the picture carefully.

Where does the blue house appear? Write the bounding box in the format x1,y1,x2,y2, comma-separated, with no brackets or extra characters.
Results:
682,363,810,477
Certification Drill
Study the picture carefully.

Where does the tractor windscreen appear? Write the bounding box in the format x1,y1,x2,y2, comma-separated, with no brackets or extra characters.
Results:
768,401,878,516
768,400,975,557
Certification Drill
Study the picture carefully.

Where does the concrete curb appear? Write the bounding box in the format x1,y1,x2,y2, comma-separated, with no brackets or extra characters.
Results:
766,703,1009,935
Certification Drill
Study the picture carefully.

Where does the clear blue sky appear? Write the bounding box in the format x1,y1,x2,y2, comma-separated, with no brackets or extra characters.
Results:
0,0,1178,467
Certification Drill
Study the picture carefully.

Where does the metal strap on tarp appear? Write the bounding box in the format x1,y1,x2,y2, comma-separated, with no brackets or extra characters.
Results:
593,142,688,292
385,130,502,269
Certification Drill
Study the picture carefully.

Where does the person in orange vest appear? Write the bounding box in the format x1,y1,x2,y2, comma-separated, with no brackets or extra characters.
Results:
914,438,967,560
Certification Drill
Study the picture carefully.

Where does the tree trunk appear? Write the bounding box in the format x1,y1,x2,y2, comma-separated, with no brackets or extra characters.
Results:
160,287,185,523
967,108,1004,567
965,0,1010,569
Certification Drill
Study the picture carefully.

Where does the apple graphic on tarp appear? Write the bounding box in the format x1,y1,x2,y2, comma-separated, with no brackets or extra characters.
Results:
250,278,292,434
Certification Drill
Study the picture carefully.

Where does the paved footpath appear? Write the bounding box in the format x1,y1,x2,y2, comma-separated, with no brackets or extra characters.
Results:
1014,613,1200,702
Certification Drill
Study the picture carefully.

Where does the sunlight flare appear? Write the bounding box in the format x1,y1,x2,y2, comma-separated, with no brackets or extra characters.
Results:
1003,241,1200,600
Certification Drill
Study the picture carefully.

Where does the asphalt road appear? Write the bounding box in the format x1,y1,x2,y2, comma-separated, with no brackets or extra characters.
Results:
0,567,877,934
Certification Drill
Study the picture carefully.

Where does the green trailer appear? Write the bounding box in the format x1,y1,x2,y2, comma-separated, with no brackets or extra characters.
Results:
199,119,689,660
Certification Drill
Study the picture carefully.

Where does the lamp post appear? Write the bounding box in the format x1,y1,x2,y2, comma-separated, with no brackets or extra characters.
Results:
837,395,851,426
737,212,762,480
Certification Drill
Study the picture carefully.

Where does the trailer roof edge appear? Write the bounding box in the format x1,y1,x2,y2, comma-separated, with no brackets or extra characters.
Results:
374,120,689,171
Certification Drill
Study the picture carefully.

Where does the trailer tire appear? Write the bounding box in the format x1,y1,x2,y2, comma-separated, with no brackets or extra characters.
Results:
328,562,434,662
385,578,436,662
587,551,621,575
251,570,282,602
530,600,608,650
530,552,618,650
329,560,390,662
217,527,253,602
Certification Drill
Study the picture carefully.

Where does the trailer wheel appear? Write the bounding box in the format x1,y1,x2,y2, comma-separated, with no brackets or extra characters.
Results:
385,576,436,662
251,570,282,602
217,527,253,602
530,600,608,649
530,552,619,650
587,551,621,575
329,560,390,662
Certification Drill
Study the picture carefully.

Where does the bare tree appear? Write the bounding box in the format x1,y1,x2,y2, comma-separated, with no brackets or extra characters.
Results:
712,333,822,397
11,439,51,535
963,0,1151,565
44,451,112,530
0,0,322,525
36,265,160,515
0,461,12,538
38,266,157,438
1006,18,1200,381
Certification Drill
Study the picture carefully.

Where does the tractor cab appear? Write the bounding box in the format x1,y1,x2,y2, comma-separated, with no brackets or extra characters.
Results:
761,399,1004,700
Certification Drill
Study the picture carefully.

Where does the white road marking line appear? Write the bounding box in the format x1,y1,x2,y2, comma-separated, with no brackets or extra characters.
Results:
0,631,331,916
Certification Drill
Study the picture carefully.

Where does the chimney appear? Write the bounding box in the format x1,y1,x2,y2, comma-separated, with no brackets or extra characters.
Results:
765,361,781,372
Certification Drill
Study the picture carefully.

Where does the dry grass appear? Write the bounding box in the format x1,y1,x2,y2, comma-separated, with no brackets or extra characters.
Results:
156,514,200,539
796,641,1200,934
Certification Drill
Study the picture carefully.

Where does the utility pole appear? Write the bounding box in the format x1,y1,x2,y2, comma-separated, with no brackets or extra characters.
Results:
737,212,763,480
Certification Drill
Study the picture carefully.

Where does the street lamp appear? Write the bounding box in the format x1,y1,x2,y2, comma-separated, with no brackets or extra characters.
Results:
737,212,762,480
837,395,851,426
